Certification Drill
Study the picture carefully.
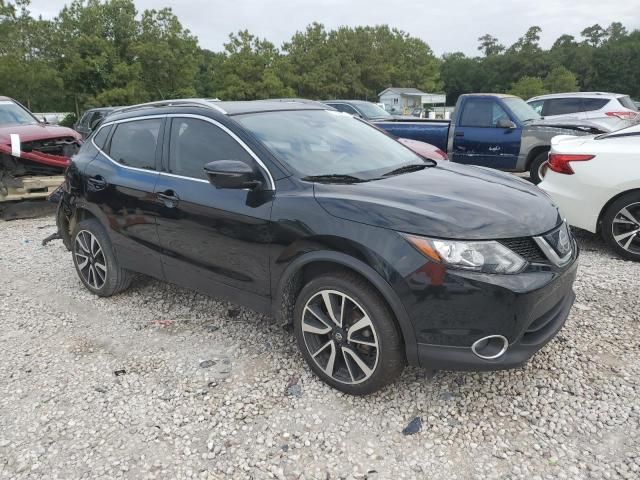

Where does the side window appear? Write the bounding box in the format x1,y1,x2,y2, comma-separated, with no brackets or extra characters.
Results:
543,98,582,116
460,99,509,127
331,104,358,115
92,125,111,149
79,112,91,127
581,98,609,112
168,118,254,180
529,100,544,115
108,118,161,170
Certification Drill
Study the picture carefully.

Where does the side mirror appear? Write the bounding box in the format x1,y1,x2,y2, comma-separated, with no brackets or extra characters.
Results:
497,118,517,129
203,160,262,190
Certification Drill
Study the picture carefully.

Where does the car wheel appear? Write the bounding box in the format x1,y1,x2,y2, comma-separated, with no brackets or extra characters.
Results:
601,192,640,262
529,151,549,184
293,271,405,395
72,218,132,296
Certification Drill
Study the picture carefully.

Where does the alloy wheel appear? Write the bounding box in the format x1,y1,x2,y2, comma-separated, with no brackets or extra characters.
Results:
74,230,108,289
611,202,640,255
538,161,548,182
301,289,379,385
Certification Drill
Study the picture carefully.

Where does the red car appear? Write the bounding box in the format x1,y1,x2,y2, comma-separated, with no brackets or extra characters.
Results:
0,97,81,203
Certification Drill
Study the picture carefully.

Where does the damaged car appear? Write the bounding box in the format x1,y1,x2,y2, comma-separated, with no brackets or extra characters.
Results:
0,96,81,217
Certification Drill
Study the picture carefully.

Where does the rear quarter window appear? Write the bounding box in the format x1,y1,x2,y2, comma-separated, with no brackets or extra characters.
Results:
92,125,111,149
617,96,638,111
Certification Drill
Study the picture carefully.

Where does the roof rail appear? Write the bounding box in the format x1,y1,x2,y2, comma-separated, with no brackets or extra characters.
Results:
112,98,227,115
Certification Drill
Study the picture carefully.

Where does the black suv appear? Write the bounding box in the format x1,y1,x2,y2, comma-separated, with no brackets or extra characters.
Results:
58,99,578,395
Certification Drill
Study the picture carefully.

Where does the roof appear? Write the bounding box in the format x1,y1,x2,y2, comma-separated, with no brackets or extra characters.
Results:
108,98,329,118
322,99,376,105
459,93,517,99
378,87,427,96
528,92,625,101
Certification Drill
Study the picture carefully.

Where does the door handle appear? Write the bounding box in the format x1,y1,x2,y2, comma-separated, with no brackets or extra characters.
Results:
454,132,464,137
87,175,107,191
157,190,180,208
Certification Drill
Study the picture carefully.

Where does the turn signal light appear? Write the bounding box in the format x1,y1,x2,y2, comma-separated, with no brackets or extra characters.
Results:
547,153,595,175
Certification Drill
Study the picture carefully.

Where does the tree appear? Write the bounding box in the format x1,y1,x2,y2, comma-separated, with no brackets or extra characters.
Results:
441,52,485,103
508,76,546,99
477,34,504,56
581,24,606,47
510,26,542,53
215,30,292,100
543,66,579,93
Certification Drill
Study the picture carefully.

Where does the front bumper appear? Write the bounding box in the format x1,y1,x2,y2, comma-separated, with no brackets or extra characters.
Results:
405,254,579,371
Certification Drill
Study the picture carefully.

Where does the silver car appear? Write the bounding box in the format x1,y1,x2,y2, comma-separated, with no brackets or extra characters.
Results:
527,92,638,131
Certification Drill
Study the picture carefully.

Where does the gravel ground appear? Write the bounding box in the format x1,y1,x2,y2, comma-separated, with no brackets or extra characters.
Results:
0,217,638,480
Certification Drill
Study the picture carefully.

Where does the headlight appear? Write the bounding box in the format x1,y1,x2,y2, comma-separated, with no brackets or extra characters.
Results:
402,233,527,274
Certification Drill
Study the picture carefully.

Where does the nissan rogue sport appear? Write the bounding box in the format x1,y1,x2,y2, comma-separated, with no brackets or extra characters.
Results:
56,99,579,395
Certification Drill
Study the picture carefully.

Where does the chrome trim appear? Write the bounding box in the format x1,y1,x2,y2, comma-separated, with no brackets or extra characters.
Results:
471,335,509,360
91,114,275,190
166,114,275,190
533,230,573,267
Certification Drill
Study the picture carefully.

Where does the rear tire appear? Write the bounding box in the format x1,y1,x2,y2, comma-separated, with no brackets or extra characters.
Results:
601,192,640,262
71,218,132,296
293,271,405,395
529,151,549,184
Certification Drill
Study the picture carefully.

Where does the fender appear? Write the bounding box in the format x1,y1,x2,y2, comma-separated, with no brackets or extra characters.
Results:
273,250,419,366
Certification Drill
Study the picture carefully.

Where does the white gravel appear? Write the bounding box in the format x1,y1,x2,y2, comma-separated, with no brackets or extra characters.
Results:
0,217,638,479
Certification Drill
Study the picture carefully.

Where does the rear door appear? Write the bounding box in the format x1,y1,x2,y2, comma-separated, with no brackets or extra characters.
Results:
154,115,273,300
452,98,521,169
83,117,165,279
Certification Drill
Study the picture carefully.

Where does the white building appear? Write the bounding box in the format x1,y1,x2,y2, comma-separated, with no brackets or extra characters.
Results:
378,87,446,115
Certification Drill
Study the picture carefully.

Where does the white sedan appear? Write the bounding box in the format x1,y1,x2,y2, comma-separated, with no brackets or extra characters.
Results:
539,124,640,262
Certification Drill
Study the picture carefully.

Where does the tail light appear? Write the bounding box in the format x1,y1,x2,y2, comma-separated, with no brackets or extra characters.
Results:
435,148,448,160
605,111,638,120
547,153,595,175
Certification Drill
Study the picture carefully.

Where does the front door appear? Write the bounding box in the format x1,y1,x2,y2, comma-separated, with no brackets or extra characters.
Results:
83,117,165,279
452,98,521,170
154,115,273,300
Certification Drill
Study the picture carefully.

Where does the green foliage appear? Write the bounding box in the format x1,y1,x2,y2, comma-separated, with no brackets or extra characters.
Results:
544,66,579,93
508,76,547,99
58,112,77,128
0,3,638,111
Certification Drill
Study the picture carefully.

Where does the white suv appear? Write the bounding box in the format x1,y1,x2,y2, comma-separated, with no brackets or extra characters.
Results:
528,92,638,131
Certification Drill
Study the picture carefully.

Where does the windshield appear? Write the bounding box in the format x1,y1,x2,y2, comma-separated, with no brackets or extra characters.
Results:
0,100,39,126
502,97,541,123
355,102,392,119
236,110,425,179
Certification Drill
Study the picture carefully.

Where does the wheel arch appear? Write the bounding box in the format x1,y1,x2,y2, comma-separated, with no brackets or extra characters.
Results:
525,145,550,170
273,250,419,366
597,188,640,232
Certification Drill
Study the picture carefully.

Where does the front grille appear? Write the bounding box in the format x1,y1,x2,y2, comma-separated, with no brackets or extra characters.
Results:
499,237,547,263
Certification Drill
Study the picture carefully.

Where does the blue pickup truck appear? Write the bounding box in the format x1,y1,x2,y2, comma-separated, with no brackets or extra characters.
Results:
324,95,608,183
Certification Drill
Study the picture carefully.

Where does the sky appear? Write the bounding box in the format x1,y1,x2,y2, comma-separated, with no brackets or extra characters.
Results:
27,0,640,56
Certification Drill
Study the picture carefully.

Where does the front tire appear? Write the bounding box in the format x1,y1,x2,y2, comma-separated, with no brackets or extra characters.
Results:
72,218,132,296
601,192,640,262
293,271,405,395
529,151,549,184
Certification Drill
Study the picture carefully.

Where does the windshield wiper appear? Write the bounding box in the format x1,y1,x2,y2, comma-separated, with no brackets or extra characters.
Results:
301,174,368,184
382,163,430,177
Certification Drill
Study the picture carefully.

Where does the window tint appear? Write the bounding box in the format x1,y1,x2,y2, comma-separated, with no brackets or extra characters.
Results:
330,104,359,115
459,99,510,127
543,98,582,116
92,125,111,149
617,95,638,111
108,119,161,170
581,98,609,112
168,118,254,180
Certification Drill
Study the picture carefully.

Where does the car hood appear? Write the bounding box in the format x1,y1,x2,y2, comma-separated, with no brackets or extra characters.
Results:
313,163,561,240
0,123,81,143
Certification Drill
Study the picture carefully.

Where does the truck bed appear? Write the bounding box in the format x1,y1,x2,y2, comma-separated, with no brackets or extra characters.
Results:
374,118,450,151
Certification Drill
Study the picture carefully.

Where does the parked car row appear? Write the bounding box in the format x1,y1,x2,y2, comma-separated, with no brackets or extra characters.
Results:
325,94,610,184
